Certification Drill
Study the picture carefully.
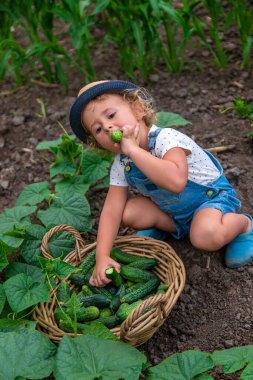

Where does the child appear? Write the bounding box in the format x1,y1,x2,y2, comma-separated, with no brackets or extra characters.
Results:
69,80,253,287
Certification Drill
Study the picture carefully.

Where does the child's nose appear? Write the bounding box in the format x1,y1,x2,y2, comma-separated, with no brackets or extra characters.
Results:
104,123,114,132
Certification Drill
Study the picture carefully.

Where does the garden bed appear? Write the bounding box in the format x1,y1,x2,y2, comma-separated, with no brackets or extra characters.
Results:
1,22,253,379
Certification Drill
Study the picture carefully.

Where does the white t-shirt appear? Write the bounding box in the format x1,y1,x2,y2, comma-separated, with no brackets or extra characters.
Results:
110,125,220,187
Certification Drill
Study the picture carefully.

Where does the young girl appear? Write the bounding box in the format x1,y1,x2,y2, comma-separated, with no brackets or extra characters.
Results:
69,80,253,287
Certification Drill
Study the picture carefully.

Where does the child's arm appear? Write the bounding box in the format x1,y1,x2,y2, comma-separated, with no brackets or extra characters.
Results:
130,147,189,193
122,124,189,193
90,185,128,287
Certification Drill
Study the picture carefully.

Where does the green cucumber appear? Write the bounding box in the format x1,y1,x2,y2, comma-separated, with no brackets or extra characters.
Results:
104,282,118,295
99,308,113,318
96,315,120,328
127,257,159,270
81,285,94,296
69,273,86,286
120,266,156,283
111,130,123,142
110,284,125,312
79,250,96,275
105,267,122,287
110,248,142,264
55,305,99,323
125,282,143,295
68,306,100,322
156,283,169,294
84,274,113,299
77,294,111,308
121,276,160,303
59,319,85,333
116,300,143,322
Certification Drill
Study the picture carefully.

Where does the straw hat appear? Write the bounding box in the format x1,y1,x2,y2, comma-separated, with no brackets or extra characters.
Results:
69,80,138,142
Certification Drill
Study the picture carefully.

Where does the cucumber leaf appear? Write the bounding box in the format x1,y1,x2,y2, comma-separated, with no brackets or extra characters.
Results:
20,224,46,265
3,273,50,313
82,321,118,341
50,160,77,178
157,111,192,128
82,149,111,185
6,262,44,282
37,191,91,232
0,248,9,271
38,256,76,278
0,205,36,233
241,361,253,380
48,231,76,258
21,224,76,265
15,181,50,206
212,346,253,374
55,175,90,195
54,334,147,380
0,329,56,379
0,285,6,314
0,234,24,251
0,318,36,332
146,350,214,379
36,135,77,151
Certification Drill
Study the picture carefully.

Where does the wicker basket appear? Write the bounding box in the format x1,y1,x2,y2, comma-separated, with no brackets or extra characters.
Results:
33,224,186,346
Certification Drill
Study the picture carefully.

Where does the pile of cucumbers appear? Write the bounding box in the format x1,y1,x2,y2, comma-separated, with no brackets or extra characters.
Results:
55,247,167,333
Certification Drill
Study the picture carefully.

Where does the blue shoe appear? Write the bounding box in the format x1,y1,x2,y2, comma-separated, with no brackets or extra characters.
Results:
225,215,253,268
136,228,169,241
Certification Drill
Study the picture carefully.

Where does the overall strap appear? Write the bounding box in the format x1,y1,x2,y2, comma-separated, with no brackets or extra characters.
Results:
148,127,163,151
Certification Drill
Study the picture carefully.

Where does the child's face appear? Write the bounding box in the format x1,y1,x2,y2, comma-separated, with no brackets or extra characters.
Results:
82,93,142,153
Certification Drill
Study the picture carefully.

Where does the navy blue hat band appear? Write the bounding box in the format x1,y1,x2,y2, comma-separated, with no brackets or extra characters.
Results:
69,80,138,142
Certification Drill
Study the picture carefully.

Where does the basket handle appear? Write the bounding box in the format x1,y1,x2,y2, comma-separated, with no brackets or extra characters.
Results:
41,224,86,264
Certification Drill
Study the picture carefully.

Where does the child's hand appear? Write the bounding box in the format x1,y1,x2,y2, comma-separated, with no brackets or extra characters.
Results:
120,124,140,155
89,257,121,287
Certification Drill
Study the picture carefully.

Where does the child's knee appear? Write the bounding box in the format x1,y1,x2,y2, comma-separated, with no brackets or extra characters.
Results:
190,223,227,251
122,198,138,226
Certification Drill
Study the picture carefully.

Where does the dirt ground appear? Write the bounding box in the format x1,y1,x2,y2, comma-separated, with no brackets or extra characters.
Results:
1,31,253,379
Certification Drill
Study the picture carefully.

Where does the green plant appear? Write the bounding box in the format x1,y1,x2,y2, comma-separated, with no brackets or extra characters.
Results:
0,1,70,88
156,0,196,72
100,0,162,79
191,0,228,68
221,96,253,139
227,0,253,69
222,96,253,119
52,0,98,82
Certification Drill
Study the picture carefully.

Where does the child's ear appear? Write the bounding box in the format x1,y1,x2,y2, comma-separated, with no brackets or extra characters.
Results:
131,100,145,121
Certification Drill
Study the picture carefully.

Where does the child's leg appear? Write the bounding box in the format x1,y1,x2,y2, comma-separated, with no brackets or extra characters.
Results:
189,208,251,251
122,195,177,233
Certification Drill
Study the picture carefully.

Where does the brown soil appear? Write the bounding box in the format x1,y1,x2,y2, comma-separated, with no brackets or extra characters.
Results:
1,32,253,380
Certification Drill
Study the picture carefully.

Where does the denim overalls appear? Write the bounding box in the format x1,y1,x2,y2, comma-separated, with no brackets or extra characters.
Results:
121,127,241,239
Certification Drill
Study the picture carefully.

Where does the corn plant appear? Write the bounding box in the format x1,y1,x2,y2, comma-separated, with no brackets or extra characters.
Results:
52,0,99,82
100,0,162,79
227,0,253,69
0,0,70,88
0,39,26,85
156,0,197,72
191,0,228,68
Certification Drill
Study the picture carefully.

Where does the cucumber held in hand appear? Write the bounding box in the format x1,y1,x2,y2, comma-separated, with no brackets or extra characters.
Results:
105,267,122,287
111,130,123,142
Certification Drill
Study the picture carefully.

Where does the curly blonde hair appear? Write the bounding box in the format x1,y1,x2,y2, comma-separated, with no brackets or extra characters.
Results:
83,88,157,148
